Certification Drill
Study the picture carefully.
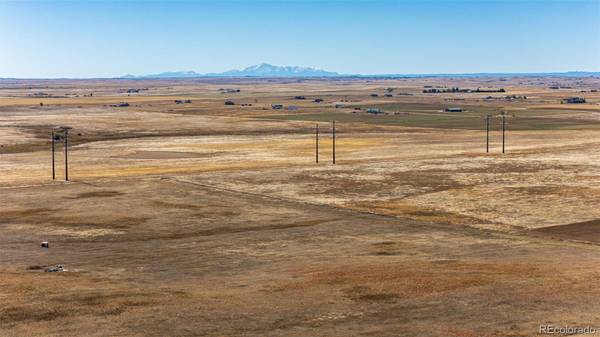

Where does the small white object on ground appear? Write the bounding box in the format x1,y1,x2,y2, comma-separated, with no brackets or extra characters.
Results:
44,265,64,272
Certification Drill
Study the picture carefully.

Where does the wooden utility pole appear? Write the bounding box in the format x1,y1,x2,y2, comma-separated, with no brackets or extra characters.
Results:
502,114,506,154
315,124,319,163
51,131,55,180
64,128,69,181
486,115,490,153
332,120,336,164
52,126,72,181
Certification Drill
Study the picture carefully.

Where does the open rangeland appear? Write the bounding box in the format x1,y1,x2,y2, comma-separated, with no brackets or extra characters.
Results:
2,76,600,336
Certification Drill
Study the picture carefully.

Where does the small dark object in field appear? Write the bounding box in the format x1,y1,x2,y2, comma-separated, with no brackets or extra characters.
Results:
27,265,45,270
41,241,49,248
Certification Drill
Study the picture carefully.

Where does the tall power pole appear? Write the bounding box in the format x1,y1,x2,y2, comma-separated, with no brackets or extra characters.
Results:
315,124,319,163
52,126,72,181
51,131,55,180
502,114,506,154
64,128,69,181
486,115,490,153
332,120,336,164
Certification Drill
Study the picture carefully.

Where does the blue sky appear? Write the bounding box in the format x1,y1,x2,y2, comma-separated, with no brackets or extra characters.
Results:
0,0,599,78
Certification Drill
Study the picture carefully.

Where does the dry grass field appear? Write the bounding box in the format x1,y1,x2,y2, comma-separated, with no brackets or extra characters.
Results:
2,76,600,336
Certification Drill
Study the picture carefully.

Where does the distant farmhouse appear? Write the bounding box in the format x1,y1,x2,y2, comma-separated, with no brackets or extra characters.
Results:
272,104,284,110
445,107,463,112
367,108,382,114
110,102,130,107
30,92,51,98
219,88,241,94
120,88,148,94
563,97,586,104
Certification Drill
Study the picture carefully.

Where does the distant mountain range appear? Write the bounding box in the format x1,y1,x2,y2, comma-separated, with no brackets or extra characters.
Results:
3,65,598,80
122,63,339,79
120,64,600,79
211,63,340,77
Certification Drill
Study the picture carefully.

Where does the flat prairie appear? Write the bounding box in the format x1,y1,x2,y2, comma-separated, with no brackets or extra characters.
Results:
2,76,600,336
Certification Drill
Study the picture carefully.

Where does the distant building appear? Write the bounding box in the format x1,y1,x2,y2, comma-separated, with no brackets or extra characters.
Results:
335,104,345,109
219,88,241,94
293,96,306,100
384,94,393,97
314,98,324,103
272,104,284,109
370,94,379,97
563,97,586,104
367,108,382,114
109,102,130,107
445,107,462,112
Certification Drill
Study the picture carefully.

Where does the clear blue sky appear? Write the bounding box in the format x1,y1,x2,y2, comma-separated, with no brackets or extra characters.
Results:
0,0,599,78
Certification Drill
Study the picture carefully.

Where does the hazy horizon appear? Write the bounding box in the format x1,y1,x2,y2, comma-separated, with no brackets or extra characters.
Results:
2,63,600,80
1,0,599,78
